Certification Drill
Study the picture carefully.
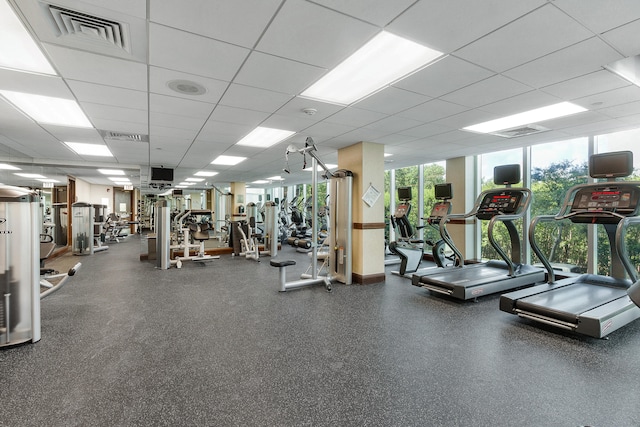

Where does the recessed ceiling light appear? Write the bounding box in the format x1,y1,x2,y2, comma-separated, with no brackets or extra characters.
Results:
64,142,113,157
113,182,131,186
108,177,130,182
98,169,125,175
186,178,205,182
236,126,295,148
301,31,444,105
211,155,246,166
267,175,284,181
0,0,56,75
179,182,195,186
194,171,218,177
462,102,587,134
167,80,207,96
1,91,92,128
252,180,269,184
304,164,337,172
36,178,60,183
0,163,20,170
384,153,393,157
14,173,46,179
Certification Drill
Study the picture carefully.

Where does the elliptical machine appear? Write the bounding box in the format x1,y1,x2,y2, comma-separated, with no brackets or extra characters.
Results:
388,187,425,276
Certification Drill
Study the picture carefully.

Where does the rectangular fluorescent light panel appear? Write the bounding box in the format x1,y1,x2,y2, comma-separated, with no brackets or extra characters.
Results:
236,127,295,148
267,175,284,181
0,0,56,75
252,180,269,184
15,173,46,178
463,102,587,134
301,31,444,105
195,171,218,177
179,182,195,186
65,142,113,157
98,169,125,175
211,155,246,166
108,177,130,182
0,163,20,170
304,164,337,172
1,91,92,127
36,178,59,183
186,178,205,182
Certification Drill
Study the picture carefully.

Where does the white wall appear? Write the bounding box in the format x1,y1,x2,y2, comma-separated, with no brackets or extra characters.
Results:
74,178,114,214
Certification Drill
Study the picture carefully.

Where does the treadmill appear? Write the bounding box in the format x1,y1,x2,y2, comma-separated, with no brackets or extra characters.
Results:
500,151,640,338
412,164,545,300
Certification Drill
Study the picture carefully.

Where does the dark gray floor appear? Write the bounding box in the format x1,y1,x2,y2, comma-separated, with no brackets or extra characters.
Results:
2,235,640,426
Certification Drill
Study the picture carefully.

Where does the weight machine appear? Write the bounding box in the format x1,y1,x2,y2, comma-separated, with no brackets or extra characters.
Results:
272,137,352,292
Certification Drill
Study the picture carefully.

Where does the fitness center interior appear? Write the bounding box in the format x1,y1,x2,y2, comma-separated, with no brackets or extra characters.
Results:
3,1,640,426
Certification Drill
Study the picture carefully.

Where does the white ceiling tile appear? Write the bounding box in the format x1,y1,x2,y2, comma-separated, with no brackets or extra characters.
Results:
308,0,416,26
504,37,623,88
149,111,207,131
598,100,640,119
363,115,423,134
149,94,214,119
552,0,640,34
43,126,104,144
324,107,386,127
572,85,640,111
149,24,249,81
432,109,499,130
149,125,199,140
43,44,147,91
303,121,356,139
234,52,326,95
398,122,453,139
601,19,640,57
388,0,547,53
455,4,594,72
0,69,69,98
355,87,431,115
397,99,470,122
67,81,147,110
82,102,148,126
149,67,229,104
91,120,148,135
221,84,293,113
150,0,281,48
256,1,378,68
477,91,563,116
440,75,532,108
209,106,270,128
198,120,253,143
275,97,345,121
540,70,631,100
393,55,495,98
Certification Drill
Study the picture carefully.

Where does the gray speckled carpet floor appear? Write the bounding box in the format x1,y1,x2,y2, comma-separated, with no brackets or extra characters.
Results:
2,234,640,426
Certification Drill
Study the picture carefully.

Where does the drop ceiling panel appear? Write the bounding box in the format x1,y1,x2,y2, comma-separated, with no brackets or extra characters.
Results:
455,4,594,73
259,114,319,133
398,122,452,139
504,37,624,89
41,125,104,144
67,80,147,110
220,84,293,113
572,85,640,111
149,125,199,141
552,0,640,34
234,52,326,95
309,0,416,26
149,0,281,48
198,121,254,143
387,0,547,53
275,97,345,121
256,1,378,69
91,120,148,135
149,67,229,104
598,100,640,119
601,19,640,57
43,44,147,91
363,115,423,134
540,70,631,100
477,90,562,117
324,107,386,127
354,87,431,115
397,99,470,123
393,55,495,98
149,112,207,132
209,106,270,128
440,75,533,108
149,94,214,119
148,23,249,81
82,102,148,126
0,69,69,98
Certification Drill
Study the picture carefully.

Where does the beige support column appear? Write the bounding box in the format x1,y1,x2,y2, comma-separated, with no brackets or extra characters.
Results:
445,156,477,262
338,141,385,284
230,182,246,220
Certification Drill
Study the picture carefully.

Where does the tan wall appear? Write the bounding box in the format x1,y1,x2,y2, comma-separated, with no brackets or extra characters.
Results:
446,156,477,261
338,141,385,279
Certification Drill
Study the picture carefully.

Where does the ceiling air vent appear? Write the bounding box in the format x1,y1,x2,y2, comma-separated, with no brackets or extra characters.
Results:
45,4,130,53
490,124,549,138
99,130,149,143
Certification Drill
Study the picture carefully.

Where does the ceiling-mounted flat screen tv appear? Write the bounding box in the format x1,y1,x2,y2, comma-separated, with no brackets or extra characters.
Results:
151,167,174,181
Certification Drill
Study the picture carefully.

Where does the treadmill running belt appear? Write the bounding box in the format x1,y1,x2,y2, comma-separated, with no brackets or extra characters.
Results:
516,282,628,324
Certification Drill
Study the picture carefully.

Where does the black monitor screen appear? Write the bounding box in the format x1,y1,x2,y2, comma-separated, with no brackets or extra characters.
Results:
151,167,174,181
434,183,452,199
590,151,633,178
397,186,412,200
172,189,183,196
494,164,521,185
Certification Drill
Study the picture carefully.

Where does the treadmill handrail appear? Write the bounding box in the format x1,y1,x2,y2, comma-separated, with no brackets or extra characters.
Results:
616,215,640,282
529,214,557,284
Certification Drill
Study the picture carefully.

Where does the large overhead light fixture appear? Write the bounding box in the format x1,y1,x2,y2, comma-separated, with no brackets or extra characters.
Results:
1,91,92,128
194,171,218,177
211,155,246,166
0,163,21,170
0,0,56,75
605,55,640,87
236,126,295,148
463,102,587,134
108,177,130,182
98,169,125,175
186,178,204,182
301,31,444,105
64,142,113,157
14,173,46,179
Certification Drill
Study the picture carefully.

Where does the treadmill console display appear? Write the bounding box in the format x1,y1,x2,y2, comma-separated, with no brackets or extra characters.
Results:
477,190,523,220
570,184,640,223
428,201,451,223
